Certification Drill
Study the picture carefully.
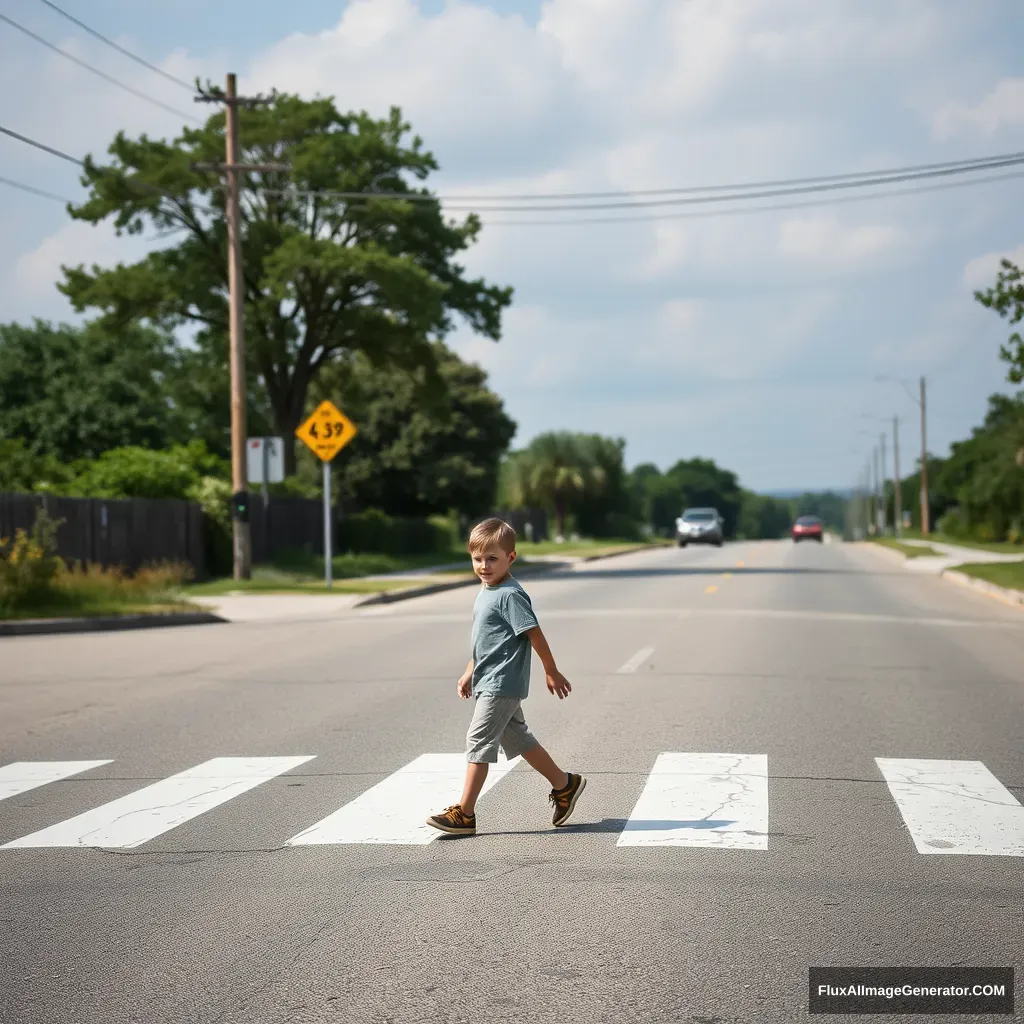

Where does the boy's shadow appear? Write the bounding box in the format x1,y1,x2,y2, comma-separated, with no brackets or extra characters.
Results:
442,818,736,837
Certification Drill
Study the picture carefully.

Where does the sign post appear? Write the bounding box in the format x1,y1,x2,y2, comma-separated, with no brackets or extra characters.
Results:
295,401,358,589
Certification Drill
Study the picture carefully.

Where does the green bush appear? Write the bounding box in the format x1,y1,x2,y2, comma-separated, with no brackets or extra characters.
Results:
338,509,460,556
937,508,968,538
0,510,63,612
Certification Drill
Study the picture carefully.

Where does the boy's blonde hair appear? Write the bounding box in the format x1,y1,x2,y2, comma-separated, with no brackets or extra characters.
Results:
468,517,517,555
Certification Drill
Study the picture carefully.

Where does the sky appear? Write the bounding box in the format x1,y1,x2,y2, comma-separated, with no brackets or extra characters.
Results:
2,0,1023,493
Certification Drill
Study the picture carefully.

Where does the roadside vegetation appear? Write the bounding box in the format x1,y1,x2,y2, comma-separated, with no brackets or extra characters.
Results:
871,538,942,559
953,562,1024,592
0,511,196,620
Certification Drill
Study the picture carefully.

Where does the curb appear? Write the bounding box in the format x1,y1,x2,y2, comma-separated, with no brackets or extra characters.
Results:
941,569,1024,609
0,611,225,638
353,544,660,608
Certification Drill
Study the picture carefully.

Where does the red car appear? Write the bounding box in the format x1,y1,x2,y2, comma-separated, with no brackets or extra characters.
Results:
792,515,823,543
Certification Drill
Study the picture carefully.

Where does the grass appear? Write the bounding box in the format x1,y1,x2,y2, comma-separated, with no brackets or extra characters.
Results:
514,538,662,558
1,564,200,621
900,529,1024,555
187,572,470,597
871,538,942,558
186,538,656,596
954,562,1024,592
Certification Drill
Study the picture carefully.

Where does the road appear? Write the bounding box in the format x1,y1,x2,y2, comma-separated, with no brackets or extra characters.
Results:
1,540,1022,1023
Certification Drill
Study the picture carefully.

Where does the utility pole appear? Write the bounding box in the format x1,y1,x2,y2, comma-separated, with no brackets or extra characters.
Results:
195,74,287,581
879,431,888,535
872,446,880,535
893,416,902,539
919,376,930,535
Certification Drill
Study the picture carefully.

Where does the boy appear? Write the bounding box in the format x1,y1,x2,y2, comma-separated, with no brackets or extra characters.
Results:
426,517,587,836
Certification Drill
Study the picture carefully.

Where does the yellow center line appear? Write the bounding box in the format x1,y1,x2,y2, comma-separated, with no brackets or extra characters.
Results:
705,585,718,594
723,572,732,579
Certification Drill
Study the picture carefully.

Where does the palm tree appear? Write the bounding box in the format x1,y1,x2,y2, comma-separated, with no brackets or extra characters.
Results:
506,433,607,538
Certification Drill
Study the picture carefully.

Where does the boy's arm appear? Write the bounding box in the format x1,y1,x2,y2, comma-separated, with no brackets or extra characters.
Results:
526,626,572,699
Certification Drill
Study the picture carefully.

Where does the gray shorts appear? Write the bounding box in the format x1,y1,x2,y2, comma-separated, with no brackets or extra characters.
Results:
466,695,538,763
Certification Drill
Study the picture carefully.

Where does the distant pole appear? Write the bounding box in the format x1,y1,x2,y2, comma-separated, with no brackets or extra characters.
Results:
872,447,880,535
879,432,888,535
323,460,333,590
893,416,902,539
920,376,930,535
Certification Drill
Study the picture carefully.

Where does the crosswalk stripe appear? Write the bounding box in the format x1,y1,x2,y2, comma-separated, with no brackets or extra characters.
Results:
287,753,520,846
616,647,654,673
0,761,113,802
1,756,314,849
876,758,1024,857
617,752,769,849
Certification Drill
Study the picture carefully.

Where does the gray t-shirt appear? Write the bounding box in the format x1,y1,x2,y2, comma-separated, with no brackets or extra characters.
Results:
471,576,539,699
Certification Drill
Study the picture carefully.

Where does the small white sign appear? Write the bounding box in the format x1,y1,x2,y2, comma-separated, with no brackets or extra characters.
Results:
247,437,285,484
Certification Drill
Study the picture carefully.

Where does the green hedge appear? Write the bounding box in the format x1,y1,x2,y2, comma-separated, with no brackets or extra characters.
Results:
337,509,461,556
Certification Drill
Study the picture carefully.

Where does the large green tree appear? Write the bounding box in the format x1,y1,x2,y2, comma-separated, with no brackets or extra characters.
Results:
311,342,516,518
975,259,1024,383
60,96,513,472
0,319,191,462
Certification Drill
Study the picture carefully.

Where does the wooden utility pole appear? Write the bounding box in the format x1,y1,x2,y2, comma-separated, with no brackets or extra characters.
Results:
195,74,287,580
893,415,902,539
919,376,930,535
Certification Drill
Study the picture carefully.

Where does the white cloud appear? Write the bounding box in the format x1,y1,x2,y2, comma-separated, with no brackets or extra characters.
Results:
933,77,1024,140
962,243,1024,292
777,215,910,271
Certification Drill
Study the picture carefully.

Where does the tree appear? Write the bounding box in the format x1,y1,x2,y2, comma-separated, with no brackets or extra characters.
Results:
60,97,513,472
975,259,1024,384
311,342,516,518
738,492,793,539
0,320,191,462
504,433,609,538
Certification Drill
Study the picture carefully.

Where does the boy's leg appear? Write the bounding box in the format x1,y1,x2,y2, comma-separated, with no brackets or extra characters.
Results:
521,745,569,792
460,762,490,815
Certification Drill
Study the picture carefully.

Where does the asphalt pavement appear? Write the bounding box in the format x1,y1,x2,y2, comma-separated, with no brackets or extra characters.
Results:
1,539,1022,1023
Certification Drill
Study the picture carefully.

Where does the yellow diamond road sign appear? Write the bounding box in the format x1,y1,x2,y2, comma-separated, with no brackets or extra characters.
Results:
296,400,358,462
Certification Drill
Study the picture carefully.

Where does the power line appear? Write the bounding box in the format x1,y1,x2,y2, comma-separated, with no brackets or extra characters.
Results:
478,169,1024,226
0,123,82,165
252,149,1024,207
34,0,197,93
0,12,201,124
0,174,73,203
0,122,217,216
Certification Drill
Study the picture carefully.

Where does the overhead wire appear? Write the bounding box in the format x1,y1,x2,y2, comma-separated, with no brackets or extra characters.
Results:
0,122,217,216
33,0,198,94
477,169,1024,226
0,12,201,124
249,150,1024,208
0,174,73,203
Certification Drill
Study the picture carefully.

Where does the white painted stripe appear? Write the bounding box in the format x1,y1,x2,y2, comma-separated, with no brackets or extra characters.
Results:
876,758,1024,857
0,761,112,802
617,647,655,674
2,756,314,849
288,753,520,846
617,752,769,849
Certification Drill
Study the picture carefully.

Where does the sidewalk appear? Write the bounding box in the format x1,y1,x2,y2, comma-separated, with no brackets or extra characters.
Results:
896,539,1024,575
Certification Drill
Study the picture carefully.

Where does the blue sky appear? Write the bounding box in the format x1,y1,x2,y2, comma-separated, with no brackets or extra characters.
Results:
2,0,1023,492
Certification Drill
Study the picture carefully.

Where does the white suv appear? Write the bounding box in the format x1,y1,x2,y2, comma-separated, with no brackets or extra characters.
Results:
675,508,724,547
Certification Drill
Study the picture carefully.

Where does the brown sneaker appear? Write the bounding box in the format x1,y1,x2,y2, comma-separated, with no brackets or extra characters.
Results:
550,773,587,826
426,804,476,836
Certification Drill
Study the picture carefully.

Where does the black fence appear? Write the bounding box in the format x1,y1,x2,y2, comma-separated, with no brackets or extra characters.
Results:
250,497,326,563
1,490,551,578
0,492,206,577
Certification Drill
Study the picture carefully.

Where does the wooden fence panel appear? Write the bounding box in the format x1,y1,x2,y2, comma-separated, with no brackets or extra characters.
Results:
0,492,207,577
